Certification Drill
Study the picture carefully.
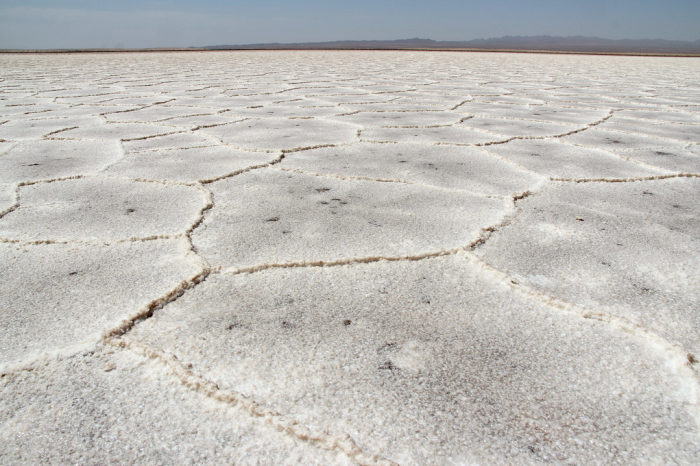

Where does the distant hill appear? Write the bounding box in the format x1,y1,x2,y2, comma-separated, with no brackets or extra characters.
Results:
4,36,699,55
205,36,700,55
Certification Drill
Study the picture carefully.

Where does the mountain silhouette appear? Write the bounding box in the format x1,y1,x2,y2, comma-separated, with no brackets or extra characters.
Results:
204,36,700,54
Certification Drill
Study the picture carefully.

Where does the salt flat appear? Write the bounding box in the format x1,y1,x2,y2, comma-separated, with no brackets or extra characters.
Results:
0,51,699,465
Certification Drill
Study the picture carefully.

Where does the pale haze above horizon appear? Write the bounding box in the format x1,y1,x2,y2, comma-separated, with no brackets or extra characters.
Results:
1,0,699,50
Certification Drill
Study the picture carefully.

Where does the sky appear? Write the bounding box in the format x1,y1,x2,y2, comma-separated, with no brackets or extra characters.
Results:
1,0,699,49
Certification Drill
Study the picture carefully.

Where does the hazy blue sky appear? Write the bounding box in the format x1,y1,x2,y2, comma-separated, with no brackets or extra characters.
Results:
1,0,699,49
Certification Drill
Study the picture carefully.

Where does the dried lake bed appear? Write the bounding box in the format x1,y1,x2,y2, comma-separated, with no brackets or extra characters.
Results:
1,51,699,465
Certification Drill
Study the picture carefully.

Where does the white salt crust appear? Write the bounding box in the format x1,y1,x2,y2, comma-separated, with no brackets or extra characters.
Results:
0,50,699,465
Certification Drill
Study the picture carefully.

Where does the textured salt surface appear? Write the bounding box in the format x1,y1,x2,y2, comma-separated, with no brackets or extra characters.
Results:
476,179,700,356
0,348,351,465
1,51,699,465
0,177,207,242
461,116,581,138
280,142,541,195
0,139,122,183
127,256,699,465
0,240,201,365
483,139,665,179
192,168,509,269
198,118,360,151
359,126,498,144
105,145,277,183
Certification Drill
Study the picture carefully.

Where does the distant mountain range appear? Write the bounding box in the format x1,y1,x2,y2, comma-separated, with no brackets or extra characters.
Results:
204,36,700,55
4,36,700,55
